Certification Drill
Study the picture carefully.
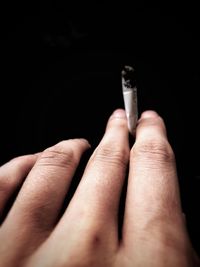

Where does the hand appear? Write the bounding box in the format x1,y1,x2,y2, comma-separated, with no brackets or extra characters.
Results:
0,109,199,267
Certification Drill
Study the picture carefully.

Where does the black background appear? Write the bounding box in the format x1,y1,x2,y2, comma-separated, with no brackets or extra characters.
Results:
1,3,200,255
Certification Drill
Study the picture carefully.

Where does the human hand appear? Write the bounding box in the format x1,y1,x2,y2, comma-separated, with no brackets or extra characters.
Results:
0,109,199,267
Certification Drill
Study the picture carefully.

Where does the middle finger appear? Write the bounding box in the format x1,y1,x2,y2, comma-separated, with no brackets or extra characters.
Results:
51,109,129,253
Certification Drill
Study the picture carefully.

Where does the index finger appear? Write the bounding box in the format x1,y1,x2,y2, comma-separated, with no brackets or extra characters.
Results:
122,111,185,251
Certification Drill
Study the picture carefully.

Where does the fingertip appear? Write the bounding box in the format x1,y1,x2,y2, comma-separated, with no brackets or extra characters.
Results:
105,109,128,133
110,109,127,119
136,110,167,141
78,138,91,148
140,110,159,119
34,152,42,156
60,138,91,149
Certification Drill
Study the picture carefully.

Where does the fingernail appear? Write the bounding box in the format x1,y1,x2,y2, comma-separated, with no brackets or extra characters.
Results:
79,138,91,148
111,109,126,118
141,110,159,119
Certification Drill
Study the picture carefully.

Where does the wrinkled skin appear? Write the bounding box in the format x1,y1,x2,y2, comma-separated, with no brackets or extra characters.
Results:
0,110,199,267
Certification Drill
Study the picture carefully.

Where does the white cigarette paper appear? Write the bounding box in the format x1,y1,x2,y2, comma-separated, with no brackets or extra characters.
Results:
122,66,138,134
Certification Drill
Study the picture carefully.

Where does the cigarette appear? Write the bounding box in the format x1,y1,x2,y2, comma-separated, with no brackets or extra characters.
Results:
121,65,138,135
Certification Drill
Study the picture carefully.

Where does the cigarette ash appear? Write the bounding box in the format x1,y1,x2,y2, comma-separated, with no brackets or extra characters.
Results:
121,65,137,89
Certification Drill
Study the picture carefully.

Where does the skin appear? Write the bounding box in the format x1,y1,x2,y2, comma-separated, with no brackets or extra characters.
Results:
0,109,199,267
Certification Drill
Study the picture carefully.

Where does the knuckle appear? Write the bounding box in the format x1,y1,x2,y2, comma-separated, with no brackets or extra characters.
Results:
132,139,175,163
37,144,77,169
8,155,35,168
94,144,129,168
22,200,55,231
143,216,188,251
60,230,110,267
0,156,35,195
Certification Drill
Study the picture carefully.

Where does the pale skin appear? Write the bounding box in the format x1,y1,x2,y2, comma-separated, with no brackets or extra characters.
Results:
0,109,199,267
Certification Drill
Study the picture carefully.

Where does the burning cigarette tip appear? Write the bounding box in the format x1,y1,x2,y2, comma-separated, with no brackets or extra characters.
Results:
121,65,137,89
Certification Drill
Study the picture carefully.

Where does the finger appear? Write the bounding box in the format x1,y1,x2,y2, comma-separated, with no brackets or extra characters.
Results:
123,111,185,250
0,154,38,218
50,110,129,253
0,139,90,264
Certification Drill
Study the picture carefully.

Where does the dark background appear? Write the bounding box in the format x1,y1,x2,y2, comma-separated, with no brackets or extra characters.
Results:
1,3,200,255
